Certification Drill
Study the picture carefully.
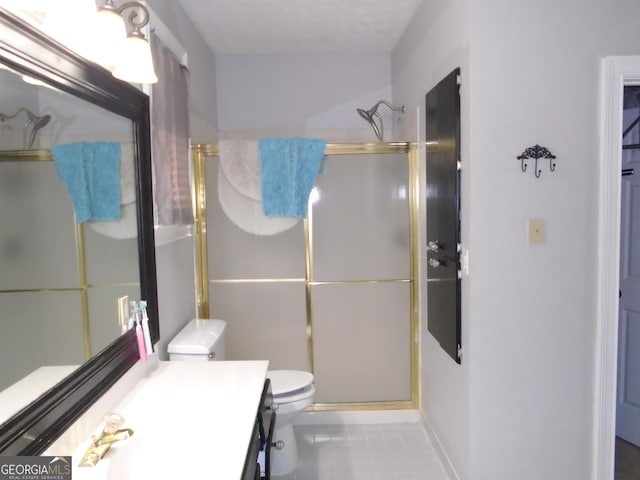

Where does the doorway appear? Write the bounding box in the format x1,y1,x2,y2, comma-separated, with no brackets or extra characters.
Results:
596,56,640,480
615,85,640,479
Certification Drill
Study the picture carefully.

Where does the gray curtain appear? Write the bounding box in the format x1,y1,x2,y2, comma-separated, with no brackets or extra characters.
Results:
150,32,193,225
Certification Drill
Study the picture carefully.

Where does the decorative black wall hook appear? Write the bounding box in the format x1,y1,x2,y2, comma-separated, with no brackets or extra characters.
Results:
517,145,556,178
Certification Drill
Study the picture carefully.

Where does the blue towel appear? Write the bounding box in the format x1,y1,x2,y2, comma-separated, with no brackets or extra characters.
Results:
52,142,121,224
258,137,327,218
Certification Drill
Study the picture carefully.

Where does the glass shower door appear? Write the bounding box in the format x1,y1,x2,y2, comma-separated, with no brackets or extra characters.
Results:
310,152,411,403
200,144,417,407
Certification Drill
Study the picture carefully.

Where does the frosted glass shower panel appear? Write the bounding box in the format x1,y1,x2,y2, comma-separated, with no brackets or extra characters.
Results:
209,282,309,371
207,158,305,280
312,153,410,281
0,162,78,289
0,291,84,392
84,228,140,285
312,282,411,403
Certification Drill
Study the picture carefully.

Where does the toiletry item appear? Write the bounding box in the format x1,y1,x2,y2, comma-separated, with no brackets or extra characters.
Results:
139,300,154,354
135,316,147,361
128,301,137,331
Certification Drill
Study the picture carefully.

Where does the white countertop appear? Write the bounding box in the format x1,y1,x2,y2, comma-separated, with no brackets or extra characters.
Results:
0,365,78,425
71,360,268,480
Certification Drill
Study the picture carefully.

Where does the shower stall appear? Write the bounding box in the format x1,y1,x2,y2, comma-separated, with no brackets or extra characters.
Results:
192,142,420,410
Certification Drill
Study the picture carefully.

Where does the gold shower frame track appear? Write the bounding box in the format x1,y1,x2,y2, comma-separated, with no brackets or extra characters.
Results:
0,149,52,162
192,142,420,411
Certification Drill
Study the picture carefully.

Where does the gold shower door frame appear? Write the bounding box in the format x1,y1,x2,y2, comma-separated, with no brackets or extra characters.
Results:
192,142,420,410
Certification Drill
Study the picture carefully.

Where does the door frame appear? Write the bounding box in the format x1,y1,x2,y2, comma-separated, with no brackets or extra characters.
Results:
595,55,640,480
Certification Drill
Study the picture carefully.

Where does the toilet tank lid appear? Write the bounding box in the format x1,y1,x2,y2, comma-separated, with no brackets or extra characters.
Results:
167,318,226,355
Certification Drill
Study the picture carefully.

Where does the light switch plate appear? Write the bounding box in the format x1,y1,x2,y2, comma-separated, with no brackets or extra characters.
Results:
118,295,129,330
528,218,545,244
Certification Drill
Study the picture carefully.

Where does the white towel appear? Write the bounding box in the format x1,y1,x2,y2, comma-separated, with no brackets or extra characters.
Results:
218,140,261,201
88,203,137,239
217,164,299,236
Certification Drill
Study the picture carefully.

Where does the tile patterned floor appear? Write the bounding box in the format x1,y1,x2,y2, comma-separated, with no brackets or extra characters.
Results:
615,437,640,480
272,423,449,480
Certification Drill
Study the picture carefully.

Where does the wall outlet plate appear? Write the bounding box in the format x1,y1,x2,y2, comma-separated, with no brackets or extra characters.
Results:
528,218,545,244
118,295,129,331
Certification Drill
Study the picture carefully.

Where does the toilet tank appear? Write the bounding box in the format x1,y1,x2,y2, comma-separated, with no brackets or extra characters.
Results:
167,318,226,361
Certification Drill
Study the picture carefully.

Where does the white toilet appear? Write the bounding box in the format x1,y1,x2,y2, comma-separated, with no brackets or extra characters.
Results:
265,369,315,475
167,318,315,477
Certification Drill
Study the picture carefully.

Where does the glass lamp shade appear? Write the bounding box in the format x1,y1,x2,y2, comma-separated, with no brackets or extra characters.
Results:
112,35,158,84
42,0,98,60
94,8,127,69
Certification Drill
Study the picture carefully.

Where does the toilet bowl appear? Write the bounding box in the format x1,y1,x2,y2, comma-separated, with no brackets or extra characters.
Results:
266,370,315,476
167,318,315,477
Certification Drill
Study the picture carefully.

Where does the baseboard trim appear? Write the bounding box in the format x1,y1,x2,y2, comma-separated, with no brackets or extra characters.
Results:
294,409,421,425
421,412,460,480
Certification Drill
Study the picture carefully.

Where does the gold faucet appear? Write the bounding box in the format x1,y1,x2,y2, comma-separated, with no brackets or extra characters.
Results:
79,413,134,467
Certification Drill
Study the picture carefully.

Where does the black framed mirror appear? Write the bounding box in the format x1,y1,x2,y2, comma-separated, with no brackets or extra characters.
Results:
0,8,158,455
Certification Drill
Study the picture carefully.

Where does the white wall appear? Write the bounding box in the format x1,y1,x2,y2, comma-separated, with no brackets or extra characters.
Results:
392,0,640,479
392,0,471,477
469,1,640,479
146,0,219,355
215,53,391,140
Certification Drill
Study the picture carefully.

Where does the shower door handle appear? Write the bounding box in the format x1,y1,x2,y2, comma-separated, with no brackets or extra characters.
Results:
428,241,440,252
429,258,442,268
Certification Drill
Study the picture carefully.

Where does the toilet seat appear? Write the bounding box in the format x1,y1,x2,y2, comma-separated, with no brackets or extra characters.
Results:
268,370,314,402
274,385,316,404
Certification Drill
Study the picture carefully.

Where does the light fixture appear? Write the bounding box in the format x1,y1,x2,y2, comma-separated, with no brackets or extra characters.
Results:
94,1,127,69
4,1,157,83
97,1,158,84
42,0,102,61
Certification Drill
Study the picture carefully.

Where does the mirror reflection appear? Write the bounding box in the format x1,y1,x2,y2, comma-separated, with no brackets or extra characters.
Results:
0,65,141,424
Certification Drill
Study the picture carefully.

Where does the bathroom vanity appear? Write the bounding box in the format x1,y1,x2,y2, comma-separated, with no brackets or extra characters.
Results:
51,360,268,479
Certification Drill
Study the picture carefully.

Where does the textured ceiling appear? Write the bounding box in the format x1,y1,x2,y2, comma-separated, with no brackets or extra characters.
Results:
175,0,424,55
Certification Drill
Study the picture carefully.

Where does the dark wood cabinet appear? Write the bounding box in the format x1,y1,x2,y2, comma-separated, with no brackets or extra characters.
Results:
242,421,261,480
243,378,276,480
258,378,275,480
425,67,462,364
